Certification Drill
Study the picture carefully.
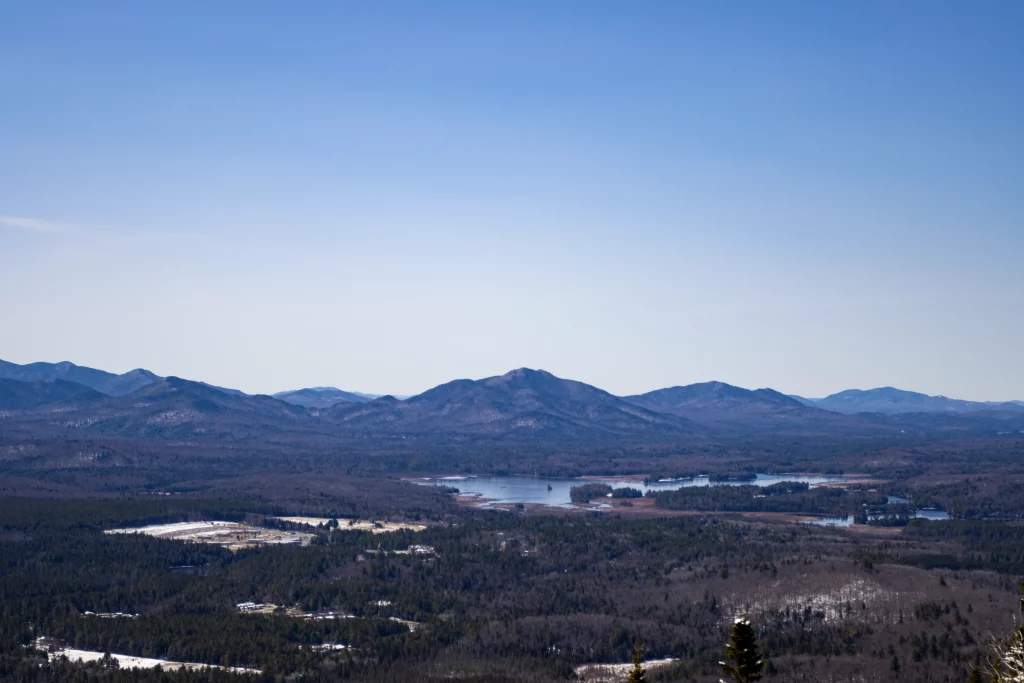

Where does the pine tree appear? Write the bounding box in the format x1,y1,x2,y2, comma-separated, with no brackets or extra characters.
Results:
987,580,1024,683
720,616,764,683
989,620,1024,682
626,641,646,683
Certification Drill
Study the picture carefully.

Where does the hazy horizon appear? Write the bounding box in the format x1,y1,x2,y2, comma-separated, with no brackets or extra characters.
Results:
2,2,1022,401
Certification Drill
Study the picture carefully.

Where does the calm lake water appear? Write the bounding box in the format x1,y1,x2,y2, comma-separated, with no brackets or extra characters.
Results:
413,473,851,509
805,508,950,527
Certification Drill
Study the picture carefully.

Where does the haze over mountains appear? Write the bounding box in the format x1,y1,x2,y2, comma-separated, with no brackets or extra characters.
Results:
0,359,1021,446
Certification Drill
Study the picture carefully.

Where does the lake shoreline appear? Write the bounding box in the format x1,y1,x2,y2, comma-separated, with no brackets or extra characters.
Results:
408,472,868,513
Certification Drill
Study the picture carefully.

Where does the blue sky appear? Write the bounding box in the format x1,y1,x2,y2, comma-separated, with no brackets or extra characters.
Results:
1,1,1022,399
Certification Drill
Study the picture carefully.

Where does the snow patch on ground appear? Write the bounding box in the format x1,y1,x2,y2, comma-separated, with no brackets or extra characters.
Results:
104,521,311,549
147,409,200,426
574,658,678,682
731,574,912,625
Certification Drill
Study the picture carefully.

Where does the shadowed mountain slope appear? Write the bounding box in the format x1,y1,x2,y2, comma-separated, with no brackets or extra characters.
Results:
0,378,104,410
5,377,313,440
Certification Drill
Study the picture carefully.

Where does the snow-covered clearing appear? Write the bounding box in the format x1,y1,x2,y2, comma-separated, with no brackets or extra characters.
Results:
104,521,311,549
43,646,259,674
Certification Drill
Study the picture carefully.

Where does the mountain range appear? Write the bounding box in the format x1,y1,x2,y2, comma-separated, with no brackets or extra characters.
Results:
621,381,867,434
0,360,370,407
0,359,159,396
0,358,1021,445
1,376,315,441
324,368,697,439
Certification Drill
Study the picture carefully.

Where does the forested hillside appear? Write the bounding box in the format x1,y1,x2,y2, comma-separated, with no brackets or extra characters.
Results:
2,498,1023,682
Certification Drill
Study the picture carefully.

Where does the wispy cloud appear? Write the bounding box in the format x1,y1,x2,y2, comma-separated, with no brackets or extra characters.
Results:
0,214,206,245
0,215,74,233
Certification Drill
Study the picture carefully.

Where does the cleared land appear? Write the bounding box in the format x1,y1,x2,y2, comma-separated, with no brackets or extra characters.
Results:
37,639,260,674
104,521,312,549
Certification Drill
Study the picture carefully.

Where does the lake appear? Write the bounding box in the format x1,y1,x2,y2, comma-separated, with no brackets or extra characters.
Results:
413,473,852,508
805,508,950,527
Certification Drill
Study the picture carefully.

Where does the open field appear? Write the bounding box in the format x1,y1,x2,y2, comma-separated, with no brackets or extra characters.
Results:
104,520,312,549
37,638,260,674
48,648,261,674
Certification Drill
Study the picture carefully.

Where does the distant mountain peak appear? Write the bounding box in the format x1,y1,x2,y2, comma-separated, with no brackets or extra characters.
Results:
327,367,699,441
625,381,806,413
493,367,555,382
273,386,373,409
814,387,1024,415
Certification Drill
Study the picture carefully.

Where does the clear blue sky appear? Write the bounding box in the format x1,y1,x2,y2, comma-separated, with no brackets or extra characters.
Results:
1,1,1022,399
